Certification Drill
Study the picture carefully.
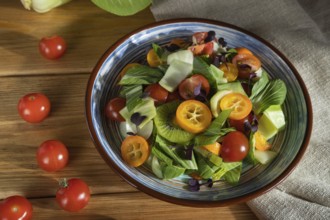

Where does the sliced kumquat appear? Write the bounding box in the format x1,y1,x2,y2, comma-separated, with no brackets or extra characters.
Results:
219,63,238,82
147,49,162,67
121,135,150,167
255,131,272,151
203,142,221,155
220,93,252,120
235,47,253,55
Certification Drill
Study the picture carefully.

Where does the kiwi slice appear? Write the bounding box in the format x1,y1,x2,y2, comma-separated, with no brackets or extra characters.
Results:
154,101,195,143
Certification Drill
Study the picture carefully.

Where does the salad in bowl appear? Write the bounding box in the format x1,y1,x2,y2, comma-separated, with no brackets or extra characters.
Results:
106,30,287,190
86,19,311,206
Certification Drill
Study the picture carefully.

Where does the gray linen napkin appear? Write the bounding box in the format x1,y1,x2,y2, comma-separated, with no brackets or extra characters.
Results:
151,0,330,219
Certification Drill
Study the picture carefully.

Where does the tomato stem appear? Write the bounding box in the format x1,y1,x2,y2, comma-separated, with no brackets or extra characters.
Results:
59,178,68,188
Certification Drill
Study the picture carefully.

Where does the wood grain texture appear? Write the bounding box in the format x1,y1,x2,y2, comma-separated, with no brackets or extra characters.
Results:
0,1,257,219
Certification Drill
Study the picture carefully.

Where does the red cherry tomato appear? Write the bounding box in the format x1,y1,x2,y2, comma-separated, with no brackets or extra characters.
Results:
144,83,169,104
36,140,69,172
221,131,249,162
166,90,181,102
17,93,51,123
179,74,210,100
39,35,67,60
105,97,126,122
0,195,33,220
228,113,253,135
56,178,90,212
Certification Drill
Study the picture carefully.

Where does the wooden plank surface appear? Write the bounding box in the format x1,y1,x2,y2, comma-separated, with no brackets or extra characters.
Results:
0,1,257,219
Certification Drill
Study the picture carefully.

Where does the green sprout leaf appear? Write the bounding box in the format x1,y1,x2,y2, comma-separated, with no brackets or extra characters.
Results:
91,0,152,16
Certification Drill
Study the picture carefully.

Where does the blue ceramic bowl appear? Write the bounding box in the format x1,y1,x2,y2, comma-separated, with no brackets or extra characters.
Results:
86,19,312,206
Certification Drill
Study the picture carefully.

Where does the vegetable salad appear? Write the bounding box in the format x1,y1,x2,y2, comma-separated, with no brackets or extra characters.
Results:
106,31,287,191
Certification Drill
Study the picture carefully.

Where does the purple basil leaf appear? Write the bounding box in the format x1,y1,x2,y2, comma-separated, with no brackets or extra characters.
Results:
183,145,194,160
193,83,202,96
130,112,147,126
188,178,200,192
206,179,213,188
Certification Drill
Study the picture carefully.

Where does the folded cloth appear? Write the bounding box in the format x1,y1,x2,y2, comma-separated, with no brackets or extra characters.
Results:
151,0,330,219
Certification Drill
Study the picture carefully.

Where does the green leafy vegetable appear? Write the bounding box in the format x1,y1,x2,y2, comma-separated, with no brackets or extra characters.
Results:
125,85,142,111
250,70,269,100
251,79,287,114
91,0,152,16
212,162,242,181
119,65,164,85
223,163,242,184
194,147,223,167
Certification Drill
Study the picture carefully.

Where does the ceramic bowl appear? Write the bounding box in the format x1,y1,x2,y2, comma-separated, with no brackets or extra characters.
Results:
86,19,312,206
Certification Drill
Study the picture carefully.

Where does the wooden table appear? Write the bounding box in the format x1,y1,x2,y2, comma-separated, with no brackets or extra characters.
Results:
0,1,256,219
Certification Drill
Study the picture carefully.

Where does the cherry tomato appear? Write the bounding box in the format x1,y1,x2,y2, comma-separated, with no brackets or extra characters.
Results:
189,42,214,56
147,49,161,67
221,131,249,162
179,74,210,100
232,53,261,79
220,93,252,120
145,83,169,104
219,63,238,82
36,140,69,172
176,100,212,134
235,47,253,55
39,35,66,60
56,178,90,212
228,113,253,134
203,142,221,155
121,135,150,167
166,90,181,102
0,195,33,220
17,93,51,123
119,63,141,78
192,32,208,44
105,97,126,122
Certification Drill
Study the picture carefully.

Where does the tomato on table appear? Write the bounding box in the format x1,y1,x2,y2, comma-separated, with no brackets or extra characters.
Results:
39,35,66,60
121,135,150,167
220,93,252,120
145,83,169,104
221,131,249,162
36,140,69,172
0,195,33,220
178,74,210,100
176,100,212,134
56,178,90,212
17,93,51,123
105,97,126,122
219,63,238,82
232,53,261,79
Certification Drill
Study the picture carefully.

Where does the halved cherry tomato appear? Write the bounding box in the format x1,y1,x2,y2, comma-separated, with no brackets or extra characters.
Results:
192,32,208,44
36,140,69,172
147,49,161,67
203,142,221,155
221,131,249,162
176,100,212,134
179,74,210,100
145,83,168,104
0,195,33,220
255,131,271,151
166,90,180,102
228,113,254,134
105,97,126,122
119,63,140,78
17,93,51,123
219,63,238,82
121,135,150,167
220,93,252,120
232,53,261,79
235,47,253,55
189,42,214,56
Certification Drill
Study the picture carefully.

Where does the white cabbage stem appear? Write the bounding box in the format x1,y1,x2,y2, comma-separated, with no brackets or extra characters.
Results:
21,0,72,13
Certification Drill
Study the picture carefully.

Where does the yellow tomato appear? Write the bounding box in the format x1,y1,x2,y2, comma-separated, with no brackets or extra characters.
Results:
176,100,212,134
121,135,150,167
147,49,162,67
219,63,238,82
203,142,221,155
255,131,271,151
119,63,141,78
220,93,252,120
235,47,253,55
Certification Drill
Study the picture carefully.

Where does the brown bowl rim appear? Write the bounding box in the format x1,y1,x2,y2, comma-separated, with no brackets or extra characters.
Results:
85,18,313,207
